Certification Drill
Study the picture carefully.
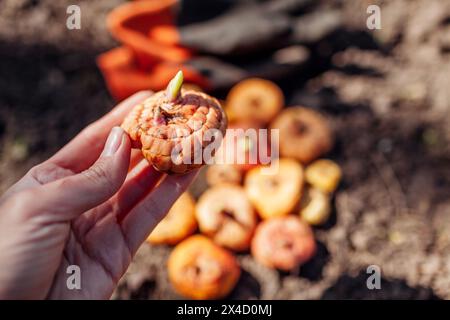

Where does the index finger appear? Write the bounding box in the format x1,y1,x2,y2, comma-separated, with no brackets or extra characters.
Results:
120,169,199,254
48,91,152,172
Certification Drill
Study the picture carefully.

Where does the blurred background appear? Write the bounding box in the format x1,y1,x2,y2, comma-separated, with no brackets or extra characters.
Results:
1,0,450,299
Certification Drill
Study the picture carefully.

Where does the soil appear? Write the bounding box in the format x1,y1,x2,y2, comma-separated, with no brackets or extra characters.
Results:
1,0,450,299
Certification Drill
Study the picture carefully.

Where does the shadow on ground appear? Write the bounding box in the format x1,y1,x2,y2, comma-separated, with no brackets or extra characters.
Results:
321,270,440,300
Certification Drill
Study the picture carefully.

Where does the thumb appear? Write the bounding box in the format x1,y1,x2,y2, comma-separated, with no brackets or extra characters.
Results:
37,127,131,219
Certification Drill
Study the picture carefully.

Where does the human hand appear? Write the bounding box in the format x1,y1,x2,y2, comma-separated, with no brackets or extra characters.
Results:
0,91,198,299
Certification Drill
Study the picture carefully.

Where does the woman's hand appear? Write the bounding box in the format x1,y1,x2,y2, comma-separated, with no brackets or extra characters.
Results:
0,91,198,299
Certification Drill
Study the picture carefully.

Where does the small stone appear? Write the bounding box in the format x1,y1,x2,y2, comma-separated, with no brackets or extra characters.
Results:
11,139,28,161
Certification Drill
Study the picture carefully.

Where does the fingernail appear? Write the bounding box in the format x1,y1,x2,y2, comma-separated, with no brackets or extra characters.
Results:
102,127,124,157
